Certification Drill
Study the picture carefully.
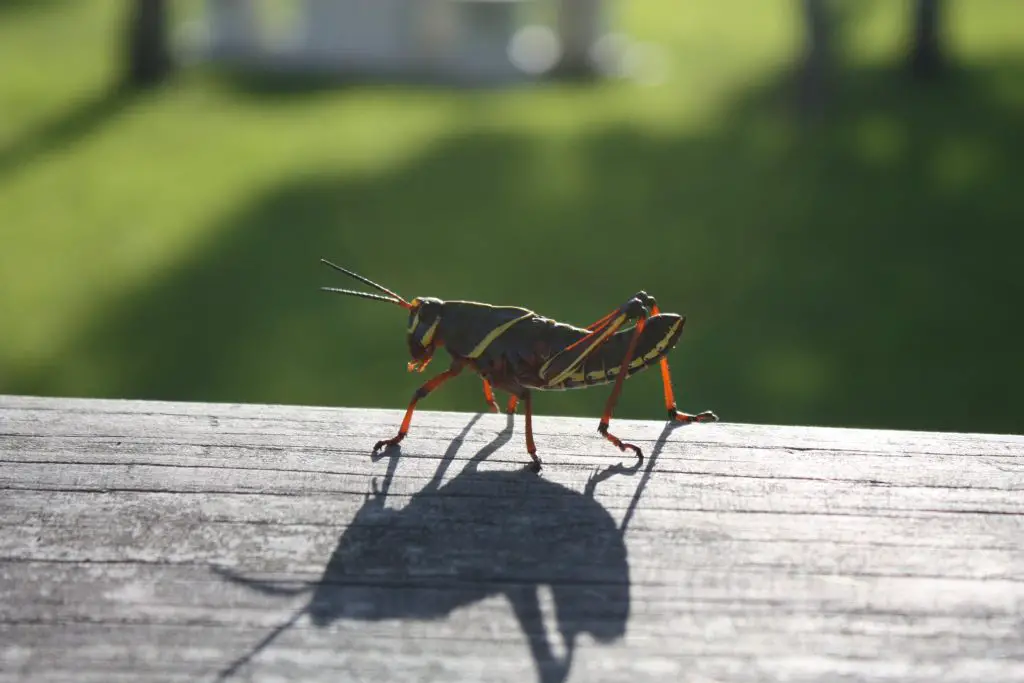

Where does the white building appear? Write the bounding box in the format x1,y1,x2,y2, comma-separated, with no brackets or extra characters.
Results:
195,0,613,84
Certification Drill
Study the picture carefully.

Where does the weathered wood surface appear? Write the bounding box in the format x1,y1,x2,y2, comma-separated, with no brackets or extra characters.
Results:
1,394,1022,683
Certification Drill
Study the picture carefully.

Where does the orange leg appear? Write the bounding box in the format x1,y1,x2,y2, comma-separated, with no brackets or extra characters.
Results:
373,365,463,452
540,297,641,385
651,304,718,424
598,317,648,464
584,308,622,331
482,378,500,413
522,391,540,471
483,378,518,414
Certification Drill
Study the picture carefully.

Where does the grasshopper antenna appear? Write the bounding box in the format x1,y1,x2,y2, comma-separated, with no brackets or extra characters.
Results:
320,259,412,309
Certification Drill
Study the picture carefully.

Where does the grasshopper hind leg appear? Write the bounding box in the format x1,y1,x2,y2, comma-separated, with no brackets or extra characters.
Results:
650,304,718,425
597,317,649,465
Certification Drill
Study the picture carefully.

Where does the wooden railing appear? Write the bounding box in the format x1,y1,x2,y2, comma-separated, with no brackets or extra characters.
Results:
2,395,1022,682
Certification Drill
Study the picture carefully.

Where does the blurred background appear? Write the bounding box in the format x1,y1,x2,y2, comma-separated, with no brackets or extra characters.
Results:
1,0,1021,433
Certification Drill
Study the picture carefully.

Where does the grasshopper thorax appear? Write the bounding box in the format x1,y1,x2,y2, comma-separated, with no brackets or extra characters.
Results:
406,297,444,372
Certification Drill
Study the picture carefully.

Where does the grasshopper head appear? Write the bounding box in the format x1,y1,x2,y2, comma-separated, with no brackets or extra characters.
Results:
319,261,445,373
406,297,443,372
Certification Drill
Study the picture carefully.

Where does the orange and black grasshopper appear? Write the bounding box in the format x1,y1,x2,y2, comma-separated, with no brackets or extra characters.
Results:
321,259,717,470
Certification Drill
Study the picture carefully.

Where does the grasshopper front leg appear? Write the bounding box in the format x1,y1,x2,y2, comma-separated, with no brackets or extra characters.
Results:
373,363,463,453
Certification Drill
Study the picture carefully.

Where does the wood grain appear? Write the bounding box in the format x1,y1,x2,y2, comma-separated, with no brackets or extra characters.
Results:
1,395,1022,683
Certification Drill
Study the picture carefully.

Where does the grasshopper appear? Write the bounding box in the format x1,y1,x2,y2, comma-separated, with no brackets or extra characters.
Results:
322,259,717,470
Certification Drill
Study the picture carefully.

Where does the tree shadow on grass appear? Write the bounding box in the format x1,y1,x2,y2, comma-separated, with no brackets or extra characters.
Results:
213,412,648,683
8,59,1024,433
0,85,137,180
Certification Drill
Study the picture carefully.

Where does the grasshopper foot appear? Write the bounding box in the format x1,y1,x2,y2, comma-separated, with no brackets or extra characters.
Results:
527,451,542,473
372,432,406,453
670,408,718,424
598,421,644,466
621,442,644,467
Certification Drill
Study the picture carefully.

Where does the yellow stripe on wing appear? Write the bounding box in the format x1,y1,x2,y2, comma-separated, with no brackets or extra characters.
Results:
540,313,627,386
466,311,536,359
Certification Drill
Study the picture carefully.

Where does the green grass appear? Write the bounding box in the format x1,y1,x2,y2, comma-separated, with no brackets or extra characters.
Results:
2,0,1022,434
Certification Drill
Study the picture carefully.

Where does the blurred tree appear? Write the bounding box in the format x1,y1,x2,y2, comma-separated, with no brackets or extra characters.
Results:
797,0,835,117
124,0,172,87
909,0,945,78
798,0,948,115
554,0,604,78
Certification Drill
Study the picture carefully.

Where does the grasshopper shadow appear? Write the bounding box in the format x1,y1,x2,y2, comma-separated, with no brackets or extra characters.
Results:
215,414,639,683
